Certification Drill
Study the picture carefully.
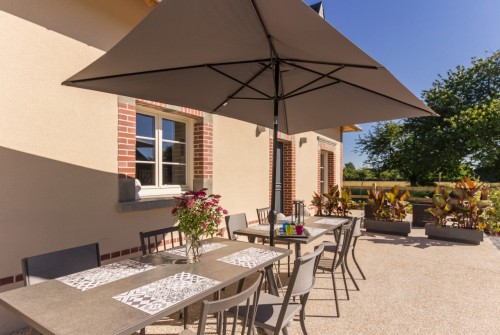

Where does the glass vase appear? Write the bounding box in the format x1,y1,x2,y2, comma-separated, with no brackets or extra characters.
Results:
185,235,203,263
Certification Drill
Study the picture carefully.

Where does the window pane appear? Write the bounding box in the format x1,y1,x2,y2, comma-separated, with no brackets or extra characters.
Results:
162,143,186,163
136,163,156,186
136,139,155,161
162,119,186,142
137,113,155,138
163,165,186,185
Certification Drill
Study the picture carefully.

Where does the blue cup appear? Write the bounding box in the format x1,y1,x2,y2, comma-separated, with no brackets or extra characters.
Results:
282,222,289,233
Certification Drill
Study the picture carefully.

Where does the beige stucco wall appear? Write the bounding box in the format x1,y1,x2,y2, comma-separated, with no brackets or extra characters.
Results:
212,116,270,223
0,11,175,333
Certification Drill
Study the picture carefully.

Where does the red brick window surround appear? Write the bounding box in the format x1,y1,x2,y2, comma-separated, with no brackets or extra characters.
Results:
117,99,212,198
318,139,336,193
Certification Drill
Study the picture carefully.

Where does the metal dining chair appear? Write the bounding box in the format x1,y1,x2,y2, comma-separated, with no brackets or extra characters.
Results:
316,218,358,317
225,213,250,241
22,243,101,286
139,226,183,255
231,244,324,335
139,227,187,332
256,207,292,277
179,272,264,335
350,217,366,280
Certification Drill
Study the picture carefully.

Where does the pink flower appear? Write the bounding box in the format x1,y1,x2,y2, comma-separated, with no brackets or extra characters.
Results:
201,220,207,230
223,209,228,215
187,198,195,209
217,206,223,211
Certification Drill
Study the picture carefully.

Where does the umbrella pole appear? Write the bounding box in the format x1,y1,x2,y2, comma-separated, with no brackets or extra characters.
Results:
269,59,281,247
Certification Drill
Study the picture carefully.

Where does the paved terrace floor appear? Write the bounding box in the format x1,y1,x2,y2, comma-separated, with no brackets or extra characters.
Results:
12,215,500,335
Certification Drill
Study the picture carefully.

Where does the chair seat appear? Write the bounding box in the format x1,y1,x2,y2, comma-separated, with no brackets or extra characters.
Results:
322,241,339,253
231,292,301,332
317,256,334,271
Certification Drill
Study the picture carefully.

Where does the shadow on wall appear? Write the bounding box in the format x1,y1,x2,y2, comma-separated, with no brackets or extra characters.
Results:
0,0,152,51
0,146,177,277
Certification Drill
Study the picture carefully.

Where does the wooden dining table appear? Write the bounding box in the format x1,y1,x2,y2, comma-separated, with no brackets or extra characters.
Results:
234,216,348,258
0,237,291,335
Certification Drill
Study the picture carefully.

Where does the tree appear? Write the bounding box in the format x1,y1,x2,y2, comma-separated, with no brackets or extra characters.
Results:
356,51,500,185
343,162,358,180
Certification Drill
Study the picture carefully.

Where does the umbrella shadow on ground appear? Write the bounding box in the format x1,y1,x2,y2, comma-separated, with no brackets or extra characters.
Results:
361,232,475,249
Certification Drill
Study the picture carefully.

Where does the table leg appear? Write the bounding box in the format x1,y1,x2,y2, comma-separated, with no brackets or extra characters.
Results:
295,243,302,258
264,265,279,296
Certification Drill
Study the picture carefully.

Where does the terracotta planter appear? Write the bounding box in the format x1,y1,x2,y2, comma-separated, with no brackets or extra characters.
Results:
425,223,483,245
364,219,411,236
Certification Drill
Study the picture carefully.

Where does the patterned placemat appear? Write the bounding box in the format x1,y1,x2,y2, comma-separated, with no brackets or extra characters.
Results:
248,225,272,231
217,247,283,268
163,242,227,257
315,218,346,225
57,260,155,291
304,227,328,237
113,272,220,315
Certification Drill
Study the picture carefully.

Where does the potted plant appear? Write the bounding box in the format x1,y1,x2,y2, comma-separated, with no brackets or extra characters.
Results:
483,188,500,236
426,177,492,245
364,185,412,236
172,188,228,262
309,185,358,217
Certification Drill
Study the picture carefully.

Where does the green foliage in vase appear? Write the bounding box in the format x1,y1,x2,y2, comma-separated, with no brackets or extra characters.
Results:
172,188,228,238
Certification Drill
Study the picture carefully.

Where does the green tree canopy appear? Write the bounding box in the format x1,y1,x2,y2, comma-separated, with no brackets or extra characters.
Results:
356,51,500,185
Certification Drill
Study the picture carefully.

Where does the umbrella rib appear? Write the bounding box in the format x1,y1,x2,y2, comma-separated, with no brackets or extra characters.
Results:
278,63,289,134
281,61,345,98
285,81,341,100
63,59,270,85
212,62,273,112
286,62,435,115
250,0,278,58
285,58,380,70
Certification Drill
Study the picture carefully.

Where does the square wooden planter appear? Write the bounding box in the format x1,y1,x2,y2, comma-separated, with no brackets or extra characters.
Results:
364,219,411,236
425,223,483,245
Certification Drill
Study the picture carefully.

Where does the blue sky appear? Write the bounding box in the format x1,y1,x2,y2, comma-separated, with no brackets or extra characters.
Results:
304,0,500,168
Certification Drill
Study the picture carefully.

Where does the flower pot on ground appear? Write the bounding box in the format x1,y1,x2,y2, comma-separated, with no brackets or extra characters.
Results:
172,188,228,263
425,223,483,245
365,219,411,236
364,184,412,236
426,178,492,245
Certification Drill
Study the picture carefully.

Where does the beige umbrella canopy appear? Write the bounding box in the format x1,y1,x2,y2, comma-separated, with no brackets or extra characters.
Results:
63,0,436,245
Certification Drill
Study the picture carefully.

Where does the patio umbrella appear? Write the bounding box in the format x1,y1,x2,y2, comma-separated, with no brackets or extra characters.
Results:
63,0,436,245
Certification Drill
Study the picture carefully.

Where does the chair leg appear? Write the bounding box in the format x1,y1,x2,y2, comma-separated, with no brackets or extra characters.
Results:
344,253,359,291
287,243,291,277
340,263,349,300
140,328,145,335
299,293,310,335
183,306,189,329
331,272,340,317
352,239,366,280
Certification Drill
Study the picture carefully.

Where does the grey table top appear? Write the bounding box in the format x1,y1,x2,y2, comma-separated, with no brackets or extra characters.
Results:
235,216,348,245
0,238,291,335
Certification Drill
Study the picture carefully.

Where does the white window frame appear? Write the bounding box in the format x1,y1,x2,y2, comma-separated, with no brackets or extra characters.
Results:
136,107,194,197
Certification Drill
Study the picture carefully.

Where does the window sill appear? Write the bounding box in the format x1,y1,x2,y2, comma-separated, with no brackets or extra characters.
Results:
118,196,178,212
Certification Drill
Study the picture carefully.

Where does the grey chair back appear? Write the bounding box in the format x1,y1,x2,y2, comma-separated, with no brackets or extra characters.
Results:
289,243,324,297
140,226,183,255
353,216,362,237
225,213,248,240
197,272,264,335
22,243,100,286
256,207,270,225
